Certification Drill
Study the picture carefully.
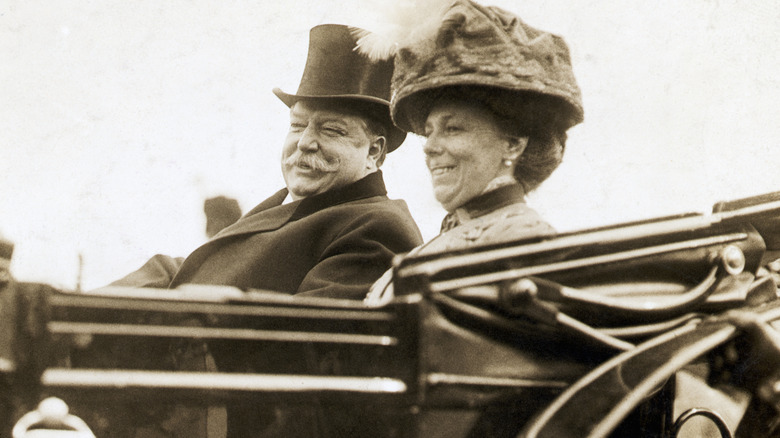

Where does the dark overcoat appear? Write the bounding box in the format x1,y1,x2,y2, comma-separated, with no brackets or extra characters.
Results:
111,170,423,299
85,171,422,437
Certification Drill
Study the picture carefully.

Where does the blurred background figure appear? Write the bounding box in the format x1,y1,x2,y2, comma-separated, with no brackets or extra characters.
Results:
203,196,242,239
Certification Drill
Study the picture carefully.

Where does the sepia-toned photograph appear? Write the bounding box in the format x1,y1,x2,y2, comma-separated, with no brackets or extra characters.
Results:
2,0,779,436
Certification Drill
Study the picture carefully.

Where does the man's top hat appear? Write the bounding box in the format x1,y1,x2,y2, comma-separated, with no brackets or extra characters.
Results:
273,24,407,152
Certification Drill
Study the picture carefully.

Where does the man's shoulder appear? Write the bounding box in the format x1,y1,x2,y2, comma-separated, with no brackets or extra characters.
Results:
332,195,414,216
318,196,421,234
316,197,423,249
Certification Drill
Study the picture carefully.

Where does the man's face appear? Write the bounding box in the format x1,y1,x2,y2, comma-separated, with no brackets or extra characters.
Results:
281,101,382,200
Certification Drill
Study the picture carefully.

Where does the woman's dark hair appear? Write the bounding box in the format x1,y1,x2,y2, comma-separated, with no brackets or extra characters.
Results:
417,85,570,193
512,129,566,193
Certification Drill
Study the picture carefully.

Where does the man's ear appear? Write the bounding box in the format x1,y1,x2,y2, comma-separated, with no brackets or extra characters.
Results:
504,136,529,162
368,136,387,168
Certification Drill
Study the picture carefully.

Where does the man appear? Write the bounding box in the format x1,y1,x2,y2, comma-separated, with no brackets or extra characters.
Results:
75,24,422,438
111,24,422,299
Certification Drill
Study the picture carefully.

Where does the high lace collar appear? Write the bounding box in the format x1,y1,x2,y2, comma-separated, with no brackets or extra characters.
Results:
440,183,526,232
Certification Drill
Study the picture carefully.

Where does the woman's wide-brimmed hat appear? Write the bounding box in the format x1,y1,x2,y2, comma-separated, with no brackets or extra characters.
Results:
356,0,584,136
273,24,407,152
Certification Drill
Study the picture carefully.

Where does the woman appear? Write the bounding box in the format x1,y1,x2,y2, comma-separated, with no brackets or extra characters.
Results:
393,85,570,254
364,0,584,302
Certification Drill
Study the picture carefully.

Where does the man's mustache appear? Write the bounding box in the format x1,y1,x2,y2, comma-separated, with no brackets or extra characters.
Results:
285,152,340,173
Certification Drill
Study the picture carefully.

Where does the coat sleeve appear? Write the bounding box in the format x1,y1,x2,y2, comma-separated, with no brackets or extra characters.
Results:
103,254,185,289
295,205,422,299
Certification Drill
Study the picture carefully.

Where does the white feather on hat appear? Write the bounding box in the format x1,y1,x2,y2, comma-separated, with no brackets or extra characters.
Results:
352,0,455,60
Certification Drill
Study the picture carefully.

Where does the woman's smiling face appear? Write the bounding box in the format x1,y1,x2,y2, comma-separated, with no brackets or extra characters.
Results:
422,100,516,212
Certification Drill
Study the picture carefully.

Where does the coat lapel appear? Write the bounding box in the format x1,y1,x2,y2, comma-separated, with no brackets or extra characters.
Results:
173,171,390,285
215,188,297,238
170,189,294,285
211,170,388,240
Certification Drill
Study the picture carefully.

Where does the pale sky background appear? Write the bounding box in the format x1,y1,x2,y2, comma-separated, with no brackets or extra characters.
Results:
2,0,779,291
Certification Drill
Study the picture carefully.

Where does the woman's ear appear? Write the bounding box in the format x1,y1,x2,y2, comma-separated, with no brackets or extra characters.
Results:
504,136,529,162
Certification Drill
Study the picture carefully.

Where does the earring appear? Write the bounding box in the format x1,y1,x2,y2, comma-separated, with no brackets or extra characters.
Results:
503,159,513,167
